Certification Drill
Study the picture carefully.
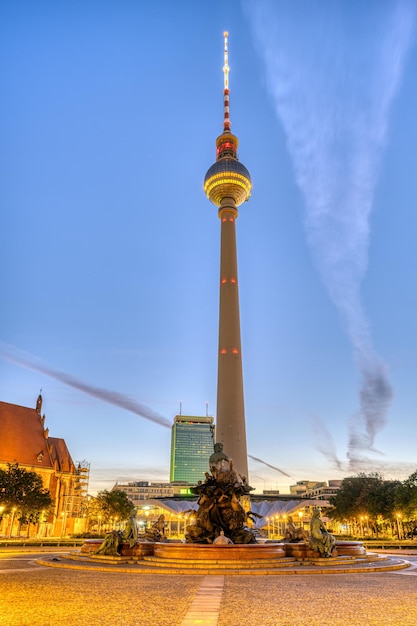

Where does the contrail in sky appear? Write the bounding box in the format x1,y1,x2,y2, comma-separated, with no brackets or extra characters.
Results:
312,416,342,471
245,0,414,466
0,341,171,429
248,454,293,479
0,341,291,479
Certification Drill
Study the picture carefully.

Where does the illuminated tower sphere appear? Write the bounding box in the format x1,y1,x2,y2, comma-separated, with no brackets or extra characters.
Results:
204,32,252,480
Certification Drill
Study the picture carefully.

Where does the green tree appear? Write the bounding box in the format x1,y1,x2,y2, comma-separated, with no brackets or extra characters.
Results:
367,479,400,534
0,463,53,528
395,469,417,524
329,473,380,519
94,489,135,526
328,472,398,534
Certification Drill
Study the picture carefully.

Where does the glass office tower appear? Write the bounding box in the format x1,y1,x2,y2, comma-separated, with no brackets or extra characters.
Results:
170,415,215,484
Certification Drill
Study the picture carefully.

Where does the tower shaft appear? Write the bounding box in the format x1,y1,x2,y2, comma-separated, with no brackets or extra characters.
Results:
204,32,252,481
216,198,248,479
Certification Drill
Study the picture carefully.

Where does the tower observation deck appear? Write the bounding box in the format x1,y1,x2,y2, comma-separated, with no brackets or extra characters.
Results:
204,32,252,480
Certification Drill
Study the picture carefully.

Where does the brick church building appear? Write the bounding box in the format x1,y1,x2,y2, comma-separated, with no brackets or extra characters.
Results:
0,394,89,537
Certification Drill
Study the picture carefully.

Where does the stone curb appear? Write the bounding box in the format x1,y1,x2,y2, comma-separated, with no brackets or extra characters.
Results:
35,556,412,576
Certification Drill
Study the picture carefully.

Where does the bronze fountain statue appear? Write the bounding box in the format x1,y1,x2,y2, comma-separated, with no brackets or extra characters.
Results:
309,506,335,557
184,443,261,544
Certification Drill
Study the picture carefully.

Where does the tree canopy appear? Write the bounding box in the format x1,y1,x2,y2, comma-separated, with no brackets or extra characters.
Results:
395,470,417,521
329,470,415,527
0,463,53,524
91,489,135,525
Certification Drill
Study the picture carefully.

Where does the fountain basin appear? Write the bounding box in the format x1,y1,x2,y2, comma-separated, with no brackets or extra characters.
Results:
153,542,286,560
285,540,365,560
81,539,154,558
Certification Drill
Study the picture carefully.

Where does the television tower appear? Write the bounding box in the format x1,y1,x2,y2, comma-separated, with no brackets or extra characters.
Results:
204,32,252,480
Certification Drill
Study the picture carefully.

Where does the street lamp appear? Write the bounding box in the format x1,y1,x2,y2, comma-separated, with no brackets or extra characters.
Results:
8,508,16,539
61,512,66,538
0,505,4,536
396,514,402,540
298,511,304,529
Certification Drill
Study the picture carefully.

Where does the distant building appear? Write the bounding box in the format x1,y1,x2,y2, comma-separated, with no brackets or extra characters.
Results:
290,480,341,500
0,395,89,537
112,481,194,505
290,480,319,496
170,415,215,484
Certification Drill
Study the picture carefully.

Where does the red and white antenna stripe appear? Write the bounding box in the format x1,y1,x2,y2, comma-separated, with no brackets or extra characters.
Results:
223,31,231,132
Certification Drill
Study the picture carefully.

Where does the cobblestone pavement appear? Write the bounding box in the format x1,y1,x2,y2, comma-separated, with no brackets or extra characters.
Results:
0,551,416,626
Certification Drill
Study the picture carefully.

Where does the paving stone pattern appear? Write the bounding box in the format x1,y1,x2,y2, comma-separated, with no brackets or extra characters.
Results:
1,551,417,625
219,574,417,626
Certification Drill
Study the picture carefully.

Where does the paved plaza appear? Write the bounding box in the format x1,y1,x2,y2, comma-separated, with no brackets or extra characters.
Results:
0,549,416,626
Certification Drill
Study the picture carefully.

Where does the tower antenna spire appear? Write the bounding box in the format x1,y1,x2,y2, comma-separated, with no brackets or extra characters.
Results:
223,31,231,132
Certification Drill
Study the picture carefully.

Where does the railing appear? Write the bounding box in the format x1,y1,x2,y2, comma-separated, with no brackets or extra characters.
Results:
0,539,84,548
362,540,417,550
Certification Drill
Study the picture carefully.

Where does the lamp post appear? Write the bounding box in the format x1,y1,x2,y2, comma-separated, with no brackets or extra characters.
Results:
396,514,402,540
85,495,91,534
8,508,16,539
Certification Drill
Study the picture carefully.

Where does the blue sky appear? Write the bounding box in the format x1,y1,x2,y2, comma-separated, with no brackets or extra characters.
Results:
1,0,417,494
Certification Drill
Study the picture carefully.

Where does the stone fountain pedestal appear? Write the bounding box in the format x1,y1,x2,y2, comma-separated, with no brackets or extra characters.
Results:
284,540,366,560
80,537,365,562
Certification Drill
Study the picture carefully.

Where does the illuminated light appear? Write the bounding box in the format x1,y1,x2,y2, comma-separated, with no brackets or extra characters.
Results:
204,172,251,190
204,171,252,206
230,278,236,283
220,348,227,354
222,217,227,222
229,217,234,222
232,348,239,354
221,278,227,284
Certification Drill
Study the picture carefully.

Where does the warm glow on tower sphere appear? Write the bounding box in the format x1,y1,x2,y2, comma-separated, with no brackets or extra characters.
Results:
204,159,252,207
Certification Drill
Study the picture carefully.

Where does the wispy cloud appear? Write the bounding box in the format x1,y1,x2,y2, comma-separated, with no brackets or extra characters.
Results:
0,341,171,429
1,340,289,483
245,0,414,465
312,416,342,471
248,454,293,479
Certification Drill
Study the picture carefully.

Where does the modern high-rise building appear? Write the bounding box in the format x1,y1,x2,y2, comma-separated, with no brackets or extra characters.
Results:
170,415,215,484
204,32,252,480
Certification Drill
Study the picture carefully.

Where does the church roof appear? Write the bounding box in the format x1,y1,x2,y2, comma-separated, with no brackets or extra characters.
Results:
48,437,74,473
0,399,74,474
